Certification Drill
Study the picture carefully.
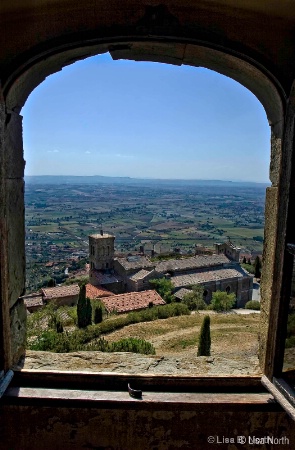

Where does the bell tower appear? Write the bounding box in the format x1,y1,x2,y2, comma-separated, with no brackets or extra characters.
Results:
89,229,115,271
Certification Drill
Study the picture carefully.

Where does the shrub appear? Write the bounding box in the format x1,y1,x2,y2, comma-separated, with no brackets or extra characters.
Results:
27,303,190,352
29,331,155,355
197,315,211,356
245,300,260,310
182,285,207,311
241,263,254,274
149,278,175,303
109,337,155,355
211,291,236,312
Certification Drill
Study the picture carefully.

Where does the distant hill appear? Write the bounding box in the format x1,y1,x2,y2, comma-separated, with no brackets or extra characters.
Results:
24,175,270,188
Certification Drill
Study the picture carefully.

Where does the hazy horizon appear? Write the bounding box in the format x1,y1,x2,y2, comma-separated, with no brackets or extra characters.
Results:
24,174,270,185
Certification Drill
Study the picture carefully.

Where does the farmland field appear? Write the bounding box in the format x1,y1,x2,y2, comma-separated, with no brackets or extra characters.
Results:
25,176,267,292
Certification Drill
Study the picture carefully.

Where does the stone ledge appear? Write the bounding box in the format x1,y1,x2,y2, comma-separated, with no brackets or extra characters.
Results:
14,350,261,376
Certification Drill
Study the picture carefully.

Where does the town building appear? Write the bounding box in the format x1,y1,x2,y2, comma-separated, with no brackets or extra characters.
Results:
89,230,115,271
100,289,165,314
89,233,253,307
41,284,80,307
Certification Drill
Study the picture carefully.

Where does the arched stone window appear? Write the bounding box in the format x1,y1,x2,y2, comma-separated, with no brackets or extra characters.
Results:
0,4,294,417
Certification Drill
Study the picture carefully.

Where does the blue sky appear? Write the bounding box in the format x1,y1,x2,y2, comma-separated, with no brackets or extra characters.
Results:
23,52,270,182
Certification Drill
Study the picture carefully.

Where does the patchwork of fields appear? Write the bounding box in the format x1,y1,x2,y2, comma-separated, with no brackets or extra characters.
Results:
25,177,267,291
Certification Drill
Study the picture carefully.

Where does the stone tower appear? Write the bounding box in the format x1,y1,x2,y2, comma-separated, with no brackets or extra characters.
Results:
215,240,240,262
89,230,115,271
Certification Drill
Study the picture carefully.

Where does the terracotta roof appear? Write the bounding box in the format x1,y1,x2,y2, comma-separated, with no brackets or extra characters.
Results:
171,268,251,289
174,288,191,300
24,295,44,309
85,283,113,299
91,270,122,285
41,284,80,299
115,256,154,270
156,254,231,273
101,290,165,313
128,269,155,282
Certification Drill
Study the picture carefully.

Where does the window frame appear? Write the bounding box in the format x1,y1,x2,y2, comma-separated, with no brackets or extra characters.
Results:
0,38,294,414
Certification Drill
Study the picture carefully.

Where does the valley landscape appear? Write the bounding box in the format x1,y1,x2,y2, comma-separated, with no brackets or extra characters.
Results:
25,176,267,292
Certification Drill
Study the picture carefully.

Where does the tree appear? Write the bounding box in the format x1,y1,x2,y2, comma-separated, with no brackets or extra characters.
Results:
47,278,56,287
94,305,103,324
197,315,211,356
56,319,64,333
211,291,236,312
149,278,175,303
242,256,247,264
182,285,206,311
254,256,262,279
86,297,92,326
77,284,88,328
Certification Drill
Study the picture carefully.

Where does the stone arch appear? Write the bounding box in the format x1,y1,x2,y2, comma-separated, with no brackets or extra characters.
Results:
5,41,284,140
0,29,290,372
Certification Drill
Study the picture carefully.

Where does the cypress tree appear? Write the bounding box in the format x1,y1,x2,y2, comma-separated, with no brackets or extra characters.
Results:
254,256,262,278
56,319,64,333
94,306,103,324
197,315,211,356
86,297,92,326
77,284,87,328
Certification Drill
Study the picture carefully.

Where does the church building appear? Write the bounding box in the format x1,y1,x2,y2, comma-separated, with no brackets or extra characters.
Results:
88,233,253,307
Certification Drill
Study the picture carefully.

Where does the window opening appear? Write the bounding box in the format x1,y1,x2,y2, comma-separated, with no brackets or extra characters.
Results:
22,54,270,377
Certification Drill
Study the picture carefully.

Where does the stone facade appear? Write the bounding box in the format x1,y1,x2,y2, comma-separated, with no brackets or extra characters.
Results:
215,240,241,262
89,232,115,271
103,236,253,305
41,284,80,307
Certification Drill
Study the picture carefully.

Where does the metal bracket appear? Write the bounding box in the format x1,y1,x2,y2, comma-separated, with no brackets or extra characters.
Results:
128,383,142,399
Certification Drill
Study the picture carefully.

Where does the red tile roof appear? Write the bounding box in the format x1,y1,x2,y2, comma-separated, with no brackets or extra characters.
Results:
41,284,80,299
86,283,113,299
101,290,165,313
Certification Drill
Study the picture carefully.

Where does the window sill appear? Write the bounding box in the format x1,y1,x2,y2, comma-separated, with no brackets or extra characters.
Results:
3,385,280,412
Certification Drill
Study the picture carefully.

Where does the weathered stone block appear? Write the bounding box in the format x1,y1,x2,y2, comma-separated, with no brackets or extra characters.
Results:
260,186,279,367
7,178,26,308
5,111,25,179
10,297,26,364
269,133,282,186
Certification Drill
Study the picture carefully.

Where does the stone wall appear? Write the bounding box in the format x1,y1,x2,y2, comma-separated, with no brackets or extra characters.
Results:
1,400,294,450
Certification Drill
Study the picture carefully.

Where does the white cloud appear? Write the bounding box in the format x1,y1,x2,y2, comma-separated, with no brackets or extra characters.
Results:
47,149,59,153
85,151,91,154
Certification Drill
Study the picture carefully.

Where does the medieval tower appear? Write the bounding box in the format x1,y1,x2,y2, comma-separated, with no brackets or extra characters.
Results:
89,230,115,271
